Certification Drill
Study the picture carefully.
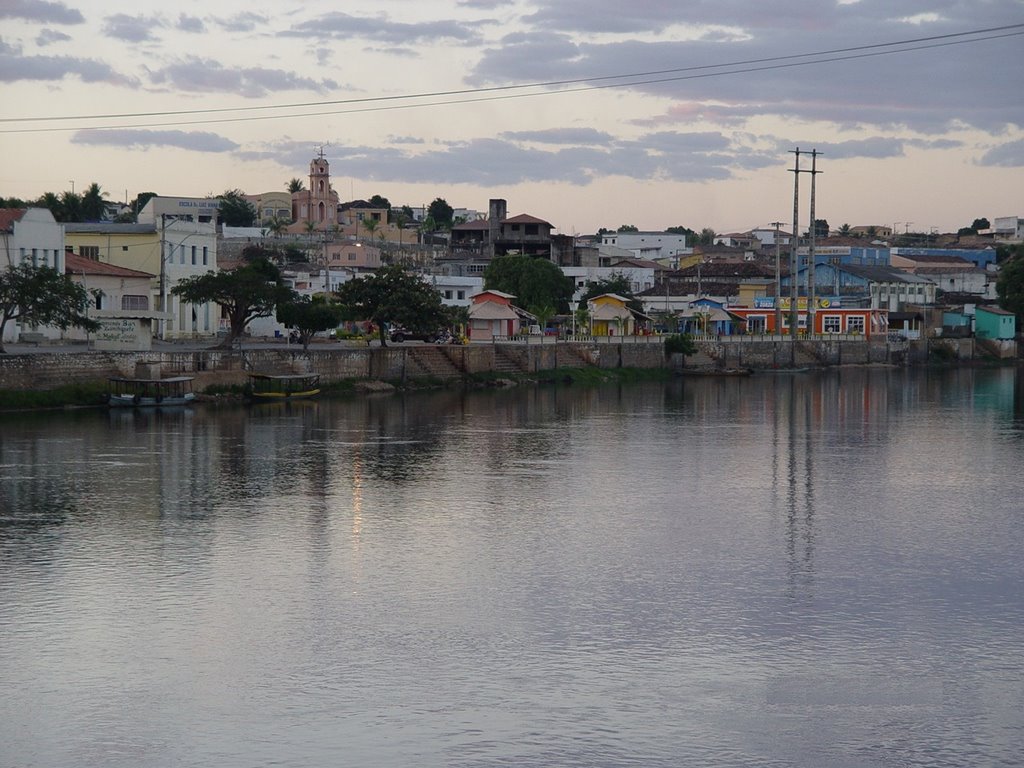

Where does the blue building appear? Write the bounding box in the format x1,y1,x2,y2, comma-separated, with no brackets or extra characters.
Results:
891,246,997,270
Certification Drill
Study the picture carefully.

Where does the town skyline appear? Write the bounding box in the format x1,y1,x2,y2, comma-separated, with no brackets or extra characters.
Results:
1,1,1022,236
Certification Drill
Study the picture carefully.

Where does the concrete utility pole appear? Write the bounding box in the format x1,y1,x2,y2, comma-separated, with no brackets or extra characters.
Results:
807,149,822,337
772,221,784,335
788,149,801,338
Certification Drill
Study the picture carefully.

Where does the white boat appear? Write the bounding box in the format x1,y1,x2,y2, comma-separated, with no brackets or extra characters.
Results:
105,376,196,407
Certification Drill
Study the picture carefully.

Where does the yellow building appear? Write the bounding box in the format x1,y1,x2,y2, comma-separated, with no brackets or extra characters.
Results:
588,293,635,336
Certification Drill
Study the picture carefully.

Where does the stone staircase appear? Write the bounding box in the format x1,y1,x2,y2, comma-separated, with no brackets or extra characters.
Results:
493,345,527,374
406,346,464,379
556,344,594,368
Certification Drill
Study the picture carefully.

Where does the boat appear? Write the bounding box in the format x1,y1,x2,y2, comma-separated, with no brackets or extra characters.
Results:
246,372,321,401
106,376,196,407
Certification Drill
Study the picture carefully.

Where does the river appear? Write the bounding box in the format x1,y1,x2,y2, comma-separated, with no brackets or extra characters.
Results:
1,367,1022,767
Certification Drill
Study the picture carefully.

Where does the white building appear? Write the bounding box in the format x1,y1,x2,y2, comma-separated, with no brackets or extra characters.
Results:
599,231,688,262
563,263,658,302
0,207,67,343
426,273,483,307
991,216,1023,242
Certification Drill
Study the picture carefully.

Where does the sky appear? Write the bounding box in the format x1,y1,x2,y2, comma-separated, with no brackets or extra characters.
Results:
1,0,1022,237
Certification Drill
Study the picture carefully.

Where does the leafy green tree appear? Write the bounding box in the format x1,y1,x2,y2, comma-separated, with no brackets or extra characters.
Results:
287,178,305,193
972,218,990,231
664,333,697,359
617,224,639,232
483,255,574,313
580,273,642,312
400,204,415,221
0,264,100,353
995,246,1024,323
427,197,453,229
171,258,296,348
838,223,851,236
333,265,447,347
698,227,716,246
80,183,107,222
360,217,379,242
368,195,391,210
0,196,30,209
813,219,829,238
276,295,344,351
596,227,612,237
217,189,257,227
666,225,695,237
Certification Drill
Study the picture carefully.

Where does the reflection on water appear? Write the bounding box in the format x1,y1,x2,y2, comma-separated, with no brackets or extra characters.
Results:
1,367,1023,767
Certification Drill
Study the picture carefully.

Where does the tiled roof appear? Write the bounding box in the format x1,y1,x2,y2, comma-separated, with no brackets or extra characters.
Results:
65,251,155,278
503,214,552,226
0,208,27,231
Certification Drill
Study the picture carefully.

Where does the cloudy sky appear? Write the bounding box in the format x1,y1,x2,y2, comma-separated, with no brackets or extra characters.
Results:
1,0,1022,235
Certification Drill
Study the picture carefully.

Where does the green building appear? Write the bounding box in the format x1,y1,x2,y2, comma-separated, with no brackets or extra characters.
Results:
975,306,1016,340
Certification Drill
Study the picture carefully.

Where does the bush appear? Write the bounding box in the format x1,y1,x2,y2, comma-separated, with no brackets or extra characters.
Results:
663,333,697,357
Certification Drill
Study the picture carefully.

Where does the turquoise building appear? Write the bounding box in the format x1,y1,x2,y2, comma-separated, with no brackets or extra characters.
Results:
975,306,1016,340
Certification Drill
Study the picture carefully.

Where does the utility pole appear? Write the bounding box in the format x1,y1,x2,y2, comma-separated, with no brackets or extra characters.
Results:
770,221,785,336
807,149,822,337
788,149,801,339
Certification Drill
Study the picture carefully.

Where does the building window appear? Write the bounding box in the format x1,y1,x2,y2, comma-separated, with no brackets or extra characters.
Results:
348,253,356,261
443,290,452,299
191,245,197,265
122,295,148,310
467,264,485,274
823,315,842,333
847,316,865,334
457,290,465,300
95,292,103,310
525,224,539,236
202,246,208,266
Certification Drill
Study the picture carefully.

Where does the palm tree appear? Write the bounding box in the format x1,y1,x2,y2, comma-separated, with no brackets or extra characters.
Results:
59,191,82,222
267,217,287,238
80,183,107,222
361,217,379,243
530,303,556,335
38,192,63,222
839,223,851,236
287,178,305,193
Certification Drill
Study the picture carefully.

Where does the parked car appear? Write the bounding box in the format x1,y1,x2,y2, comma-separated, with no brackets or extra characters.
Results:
389,326,449,343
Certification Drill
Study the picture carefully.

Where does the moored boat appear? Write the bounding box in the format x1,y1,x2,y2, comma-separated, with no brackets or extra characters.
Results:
106,376,196,407
246,372,321,401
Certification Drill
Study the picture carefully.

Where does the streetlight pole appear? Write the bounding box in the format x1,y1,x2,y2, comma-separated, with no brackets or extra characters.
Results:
772,221,783,336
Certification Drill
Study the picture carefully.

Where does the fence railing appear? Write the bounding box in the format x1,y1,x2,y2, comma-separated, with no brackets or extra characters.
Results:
484,332,896,345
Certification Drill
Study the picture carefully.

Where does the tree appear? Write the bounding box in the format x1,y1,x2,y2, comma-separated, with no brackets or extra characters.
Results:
171,258,296,348
368,194,391,211
0,264,100,353
698,227,716,246
529,303,556,333
276,295,344,351
287,178,305,193
617,224,639,233
333,265,447,347
80,183,107,222
59,190,82,222
580,273,642,312
37,192,63,222
218,189,257,227
813,219,829,239
483,255,574,312
427,197,453,229
995,246,1024,323
838,223,852,236
360,216,379,242
971,218,990,231
664,333,697,360
666,225,696,237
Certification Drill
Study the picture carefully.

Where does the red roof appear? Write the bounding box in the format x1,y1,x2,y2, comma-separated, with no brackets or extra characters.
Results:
503,213,552,226
0,208,27,231
65,251,154,278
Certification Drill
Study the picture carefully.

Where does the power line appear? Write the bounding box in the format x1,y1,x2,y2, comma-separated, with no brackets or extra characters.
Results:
2,24,1021,134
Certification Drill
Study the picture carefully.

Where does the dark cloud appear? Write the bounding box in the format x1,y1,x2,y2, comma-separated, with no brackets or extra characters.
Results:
71,129,239,153
468,5,1024,134
283,12,483,45
0,0,83,24
978,139,1024,167
102,14,161,43
0,46,135,85
35,28,71,46
148,59,338,97
176,14,204,34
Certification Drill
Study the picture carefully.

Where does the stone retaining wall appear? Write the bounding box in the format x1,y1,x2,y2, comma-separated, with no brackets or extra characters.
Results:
0,338,950,393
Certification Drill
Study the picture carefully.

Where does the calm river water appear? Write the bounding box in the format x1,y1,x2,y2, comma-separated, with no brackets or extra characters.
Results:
1,367,1023,767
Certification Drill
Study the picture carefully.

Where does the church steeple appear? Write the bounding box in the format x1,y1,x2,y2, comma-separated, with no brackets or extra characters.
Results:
291,146,338,229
